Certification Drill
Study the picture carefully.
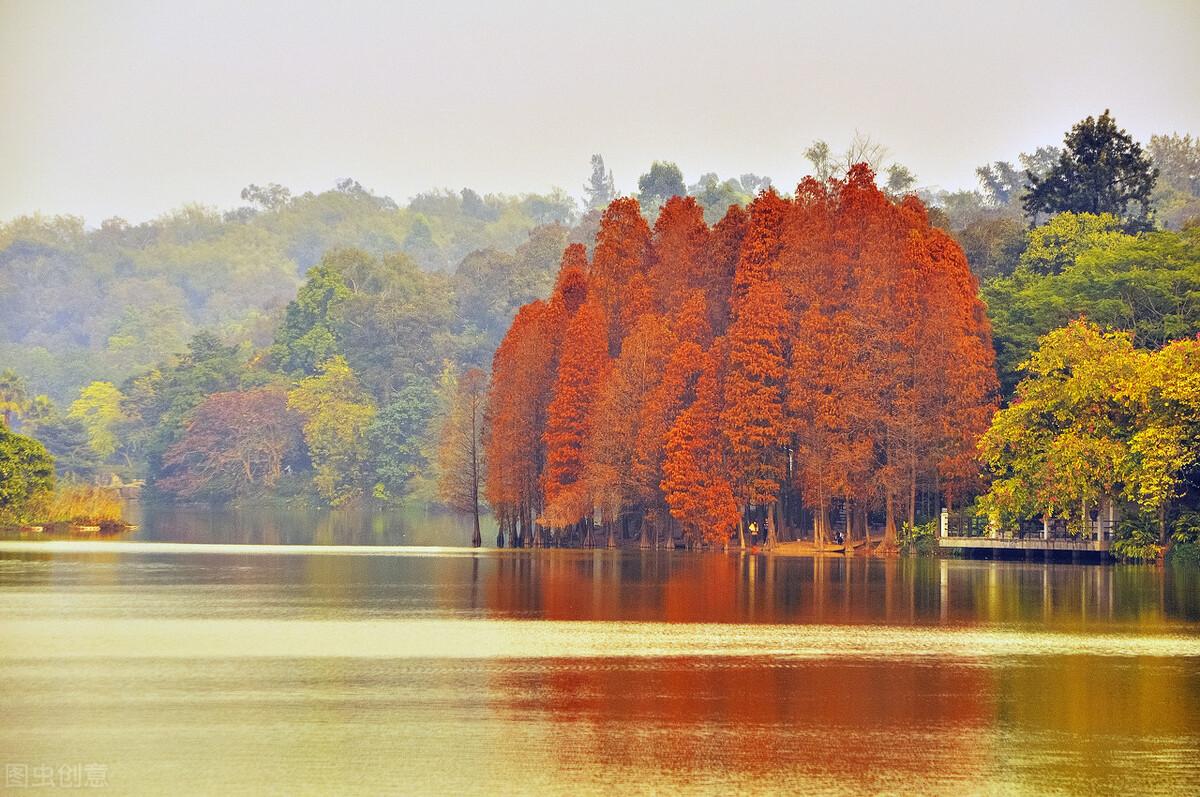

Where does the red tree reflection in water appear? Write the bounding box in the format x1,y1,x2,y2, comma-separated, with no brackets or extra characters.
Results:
493,655,993,790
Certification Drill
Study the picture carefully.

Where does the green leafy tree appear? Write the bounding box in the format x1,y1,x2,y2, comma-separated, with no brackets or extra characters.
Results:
1016,212,1126,276
885,164,917,195
453,225,567,345
955,215,1027,281
688,173,751,225
367,378,439,502
68,382,125,461
738,174,772,195
980,320,1200,552
121,332,248,481
287,356,376,505
1024,110,1158,230
402,215,445,271
0,427,56,523
985,225,1200,394
1123,338,1200,544
1148,133,1200,229
326,251,457,398
270,260,349,375
239,183,292,212
26,414,99,480
637,161,685,215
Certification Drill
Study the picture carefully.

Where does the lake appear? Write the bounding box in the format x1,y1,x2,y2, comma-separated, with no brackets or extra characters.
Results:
2,507,1199,795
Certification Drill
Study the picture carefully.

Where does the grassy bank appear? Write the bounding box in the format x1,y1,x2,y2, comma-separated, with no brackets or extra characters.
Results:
11,485,129,533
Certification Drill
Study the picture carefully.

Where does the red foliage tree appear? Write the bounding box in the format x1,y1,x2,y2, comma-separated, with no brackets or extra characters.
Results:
586,312,677,546
719,191,792,547
591,197,651,351
649,195,711,316
706,204,749,335
631,337,703,546
484,300,557,546
541,298,612,542
722,276,788,547
160,387,302,499
484,179,998,556
662,342,740,547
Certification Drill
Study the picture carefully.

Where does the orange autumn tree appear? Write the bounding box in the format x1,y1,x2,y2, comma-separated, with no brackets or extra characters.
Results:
722,191,791,548
706,204,749,336
921,222,999,511
484,245,590,547
782,177,844,547
541,296,612,544
630,295,712,546
484,301,555,547
484,167,997,553
586,311,677,547
591,197,651,351
648,195,712,316
662,342,741,547
631,340,703,547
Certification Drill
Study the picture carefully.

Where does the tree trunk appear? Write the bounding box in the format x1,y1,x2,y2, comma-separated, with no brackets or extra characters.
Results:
813,493,826,550
765,502,779,549
471,506,482,548
639,514,651,549
844,497,854,557
877,491,899,556
907,471,917,529
1158,503,1168,565
606,519,616,548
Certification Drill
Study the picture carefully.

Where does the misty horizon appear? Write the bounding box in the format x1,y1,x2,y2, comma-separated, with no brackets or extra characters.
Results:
4,0,1198,225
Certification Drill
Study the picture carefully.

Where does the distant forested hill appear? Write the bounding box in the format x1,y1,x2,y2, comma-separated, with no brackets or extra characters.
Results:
0,180,578,401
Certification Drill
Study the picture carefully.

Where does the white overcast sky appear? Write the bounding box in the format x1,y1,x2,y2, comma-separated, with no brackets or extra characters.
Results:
2,0,1198,225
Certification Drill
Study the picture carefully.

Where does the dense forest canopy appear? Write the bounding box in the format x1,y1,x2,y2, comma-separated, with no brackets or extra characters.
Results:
4,114,1200,546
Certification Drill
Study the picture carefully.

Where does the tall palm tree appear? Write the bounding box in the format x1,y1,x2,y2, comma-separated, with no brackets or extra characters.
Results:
0,369,28,429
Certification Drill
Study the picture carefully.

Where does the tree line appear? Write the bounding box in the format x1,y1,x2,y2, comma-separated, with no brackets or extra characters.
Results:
3,112,1200,553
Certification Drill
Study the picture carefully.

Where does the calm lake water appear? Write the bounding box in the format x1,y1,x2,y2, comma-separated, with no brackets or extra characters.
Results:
2,507,1199,795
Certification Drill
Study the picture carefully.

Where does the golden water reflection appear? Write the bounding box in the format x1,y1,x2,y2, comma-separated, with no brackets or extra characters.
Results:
0,543,1197,795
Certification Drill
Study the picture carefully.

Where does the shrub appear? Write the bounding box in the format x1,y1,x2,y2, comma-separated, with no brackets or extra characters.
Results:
1112,515,1163,562
1167,542,1200,568
26,484,123,525
899,520,938,557
0,428,55,524
1170,511,1200,545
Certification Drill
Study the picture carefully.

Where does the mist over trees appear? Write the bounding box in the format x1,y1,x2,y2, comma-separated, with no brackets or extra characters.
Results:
4,113,1200,537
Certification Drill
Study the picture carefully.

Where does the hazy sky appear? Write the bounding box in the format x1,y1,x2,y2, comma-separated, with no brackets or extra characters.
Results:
3,0,1198,225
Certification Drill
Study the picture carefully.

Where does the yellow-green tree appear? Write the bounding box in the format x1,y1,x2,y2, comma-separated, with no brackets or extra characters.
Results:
287,356,376,505
1124,338,1200,543
68,381,125,461
979,320,1139,534
980,320,1200,552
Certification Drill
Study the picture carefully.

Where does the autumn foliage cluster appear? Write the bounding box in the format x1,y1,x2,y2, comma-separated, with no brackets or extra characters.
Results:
485,166,998,551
